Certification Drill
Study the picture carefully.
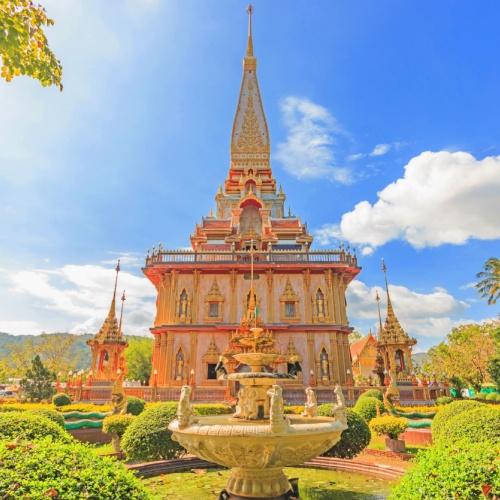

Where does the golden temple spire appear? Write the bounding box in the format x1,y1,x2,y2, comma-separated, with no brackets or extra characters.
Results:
380,260,412,344
95,260,123,342
231,4,270,168
246,4,254,57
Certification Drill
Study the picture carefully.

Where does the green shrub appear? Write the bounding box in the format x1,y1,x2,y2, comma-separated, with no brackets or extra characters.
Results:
103,415,135,438
126,397,146,416
121,403,183,461
436,396,454,406
436,406,500,445
284,406,305,415
485,392,498,401
192,403,233,416
52,392,72,407
431,400,485,441
0,438,149,499
27,409,65,429
369,415,408,439
389,439,500,499
353,396,385,422
318,405,371,459
359,389,383,402
0,412,71,443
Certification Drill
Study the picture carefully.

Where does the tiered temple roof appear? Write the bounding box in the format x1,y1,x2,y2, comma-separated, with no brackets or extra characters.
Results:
190,5,312,252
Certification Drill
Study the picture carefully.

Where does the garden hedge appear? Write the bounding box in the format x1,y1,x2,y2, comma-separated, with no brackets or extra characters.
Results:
317,405,371,458
0,412,72,443
435,396,454,406
52,392,72,407
436,406,500,445
431,400,485,441
126,397,146,416
121,403,183,461
192,403,233,416
390,439,499,499
0,438,149,499
358,389,383,402
27,408,65,429
353,396,385,422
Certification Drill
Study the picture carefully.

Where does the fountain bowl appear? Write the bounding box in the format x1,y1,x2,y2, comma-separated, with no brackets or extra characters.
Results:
169,413,346,499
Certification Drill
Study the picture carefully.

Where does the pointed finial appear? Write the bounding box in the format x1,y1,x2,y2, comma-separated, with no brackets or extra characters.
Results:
118,290,126,337
288,206,292,217
113,259,120,301
381,259,391,303
246,4,254,57
375,289,383,338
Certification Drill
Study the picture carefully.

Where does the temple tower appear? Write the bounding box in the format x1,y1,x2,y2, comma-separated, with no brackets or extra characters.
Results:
87,261,128,382
144,6,360,402
377,260,417,384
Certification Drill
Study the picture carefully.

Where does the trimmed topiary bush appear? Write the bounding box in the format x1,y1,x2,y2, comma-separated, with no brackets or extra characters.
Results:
435,406,500,445
431,400,485,442
103,415,135,438
353,396,385,422
436,396,454,406
52,392,72,407
0,438,149,499
126,397,146,416
27,409,65,429
369,415,408,440
318,405,371,459
284,406,305,415
121,403,183,461
0,412,72,443
192,403,233,416
389,439,500,499
359,389,383,402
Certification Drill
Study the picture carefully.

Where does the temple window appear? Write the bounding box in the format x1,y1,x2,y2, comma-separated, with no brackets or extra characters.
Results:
284,301,296,318
204,279,224,322
280,278,300,322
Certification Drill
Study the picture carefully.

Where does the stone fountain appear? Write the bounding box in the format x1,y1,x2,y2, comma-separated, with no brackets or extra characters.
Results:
169,326,347,499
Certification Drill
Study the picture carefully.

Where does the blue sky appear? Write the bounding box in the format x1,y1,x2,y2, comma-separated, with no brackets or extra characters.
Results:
0,0,498,350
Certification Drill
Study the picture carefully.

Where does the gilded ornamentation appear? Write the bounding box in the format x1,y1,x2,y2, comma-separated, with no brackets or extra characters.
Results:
204,278,224,322
280,277,300,322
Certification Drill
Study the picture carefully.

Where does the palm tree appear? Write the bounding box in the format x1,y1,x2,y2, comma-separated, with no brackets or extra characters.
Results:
476,257,500,305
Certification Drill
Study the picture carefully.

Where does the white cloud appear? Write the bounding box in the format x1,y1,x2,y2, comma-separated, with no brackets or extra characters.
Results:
370,143,391,156
7,264,155,335
347,279,469,340
0,321,43,336
275,97,352,184
330,151,500,249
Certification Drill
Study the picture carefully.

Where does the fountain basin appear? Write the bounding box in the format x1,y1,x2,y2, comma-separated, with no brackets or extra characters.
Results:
233,352,281,372
169,414,346,498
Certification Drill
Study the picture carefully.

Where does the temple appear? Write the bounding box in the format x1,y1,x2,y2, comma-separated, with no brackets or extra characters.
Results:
87,261,128,383
143,6,360,402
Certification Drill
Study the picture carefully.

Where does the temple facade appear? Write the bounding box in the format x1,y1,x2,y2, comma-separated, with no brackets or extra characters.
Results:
143,8,360,401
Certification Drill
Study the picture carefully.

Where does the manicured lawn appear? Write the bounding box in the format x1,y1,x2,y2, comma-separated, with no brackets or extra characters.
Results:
143,467,396,499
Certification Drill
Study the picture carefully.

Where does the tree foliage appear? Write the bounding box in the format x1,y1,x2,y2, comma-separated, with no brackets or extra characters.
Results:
423,320,498,390
125,337,153,385
0,0,62,89
476,257,500,305
19,354,55,401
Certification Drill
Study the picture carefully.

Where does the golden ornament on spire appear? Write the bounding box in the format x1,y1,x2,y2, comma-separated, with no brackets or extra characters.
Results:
246,4,254,57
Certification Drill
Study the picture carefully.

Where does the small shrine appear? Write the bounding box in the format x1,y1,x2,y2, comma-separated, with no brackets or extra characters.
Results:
87,261,128,383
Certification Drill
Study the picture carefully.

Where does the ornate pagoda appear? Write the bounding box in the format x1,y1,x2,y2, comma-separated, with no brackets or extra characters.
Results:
87,261,128,383
143,6,360,401
377,261,417,384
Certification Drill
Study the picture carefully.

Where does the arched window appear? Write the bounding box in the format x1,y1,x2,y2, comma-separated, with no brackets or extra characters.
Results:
316,288,326,320
245,179,256,194
395,349,405,372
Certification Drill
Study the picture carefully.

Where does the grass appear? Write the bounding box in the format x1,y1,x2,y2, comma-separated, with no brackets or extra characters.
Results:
142,467,396,499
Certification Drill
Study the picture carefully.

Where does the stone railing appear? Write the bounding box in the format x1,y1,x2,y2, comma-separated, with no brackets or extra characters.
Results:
145,249,358,268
